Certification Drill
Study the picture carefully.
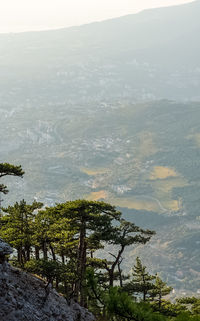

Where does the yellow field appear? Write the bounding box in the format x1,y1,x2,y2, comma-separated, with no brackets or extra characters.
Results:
81,168,108,176
86,190,107,201
150,166,177,180
153,177,187,194
109,197,161,212
151,176,188,212
85,175,186,212
162,200,179,211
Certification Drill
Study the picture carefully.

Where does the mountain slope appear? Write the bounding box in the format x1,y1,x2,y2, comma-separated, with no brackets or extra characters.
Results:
1,1,200,295
0,0,200,103
1,99,200,294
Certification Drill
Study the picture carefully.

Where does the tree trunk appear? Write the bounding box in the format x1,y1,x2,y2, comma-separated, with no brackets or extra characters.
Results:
109,269,114,287
55,278,59,291
50,244,56,261
143,290,146,302
35,246,40,260
22,249,26,264
108,245,125,287
75,222,87,306
42,241,48,260
118,262,123,287
17,247,23,265
80,238,87,307
26,246,31,261
158,293,162,309
61,254,65,264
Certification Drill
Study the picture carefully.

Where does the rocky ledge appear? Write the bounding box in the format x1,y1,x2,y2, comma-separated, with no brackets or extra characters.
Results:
0,239,94,321
0,238,13,262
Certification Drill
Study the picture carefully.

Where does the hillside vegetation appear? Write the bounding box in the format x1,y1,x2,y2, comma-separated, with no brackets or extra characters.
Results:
1,0,200,297
1,100,200,294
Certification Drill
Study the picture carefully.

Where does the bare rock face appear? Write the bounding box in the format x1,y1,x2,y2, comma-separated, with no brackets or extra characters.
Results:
0,240,94,321
0,238,13,254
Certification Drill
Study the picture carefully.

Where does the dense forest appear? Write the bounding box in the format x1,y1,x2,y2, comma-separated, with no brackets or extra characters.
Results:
1,162,200,321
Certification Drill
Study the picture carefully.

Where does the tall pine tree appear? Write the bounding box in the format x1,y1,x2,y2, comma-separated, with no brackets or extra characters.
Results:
126,257,156,301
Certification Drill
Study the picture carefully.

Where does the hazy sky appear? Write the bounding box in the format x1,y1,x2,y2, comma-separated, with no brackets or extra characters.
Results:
0,0,194,33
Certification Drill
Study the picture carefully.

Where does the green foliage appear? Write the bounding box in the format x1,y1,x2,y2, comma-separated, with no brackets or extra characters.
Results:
150,276,173,310
86,267,107,316
24,258,67,284
171,312,200,321
151,300,187,317
106,287,166,321
103,221,155,287
176,297,200,315
0,163,24,178
2,198,155,307
124,257,156,301
2,188,198,321
3,100,200,294
0,163,24,194
0,200,43,264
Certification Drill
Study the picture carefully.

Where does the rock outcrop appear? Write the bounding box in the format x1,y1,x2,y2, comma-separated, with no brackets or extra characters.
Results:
0,239,94,321
0,238,13,263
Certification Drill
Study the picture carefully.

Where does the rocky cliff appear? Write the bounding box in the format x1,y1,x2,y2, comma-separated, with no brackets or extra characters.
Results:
0,239,94,321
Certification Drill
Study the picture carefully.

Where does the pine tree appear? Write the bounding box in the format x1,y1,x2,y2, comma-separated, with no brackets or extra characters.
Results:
103,220,155,287
149,276,173,309
39,199,121,306
106,287,166,321
0,200,42,264
0,163,24,194
126,257,156,302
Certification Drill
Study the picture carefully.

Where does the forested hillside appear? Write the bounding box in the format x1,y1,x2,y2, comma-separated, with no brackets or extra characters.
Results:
1,0,200,298
1,100,200,294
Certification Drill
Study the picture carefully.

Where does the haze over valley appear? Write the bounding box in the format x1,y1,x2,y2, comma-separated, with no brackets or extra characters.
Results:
1,0,200,296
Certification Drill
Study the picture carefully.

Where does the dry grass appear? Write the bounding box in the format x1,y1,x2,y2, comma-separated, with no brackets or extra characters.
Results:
109,197,160,212
81,167,108,176
150,166,177,180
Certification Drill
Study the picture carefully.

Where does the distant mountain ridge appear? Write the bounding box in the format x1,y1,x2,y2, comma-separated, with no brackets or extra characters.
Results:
0,0,200,104
1,0,200,296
